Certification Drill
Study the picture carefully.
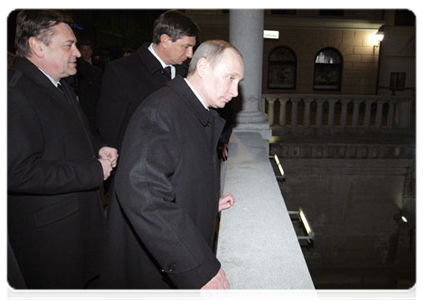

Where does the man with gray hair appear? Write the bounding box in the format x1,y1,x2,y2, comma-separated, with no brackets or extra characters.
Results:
102,40,244,289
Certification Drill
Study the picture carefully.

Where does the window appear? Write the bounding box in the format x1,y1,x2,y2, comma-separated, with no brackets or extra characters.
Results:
268,46,296,90
390,72,406,90
313,47,343,91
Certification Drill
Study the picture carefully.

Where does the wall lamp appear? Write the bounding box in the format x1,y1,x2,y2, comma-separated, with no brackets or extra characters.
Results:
269,154,285,181
289,207,315,244
373,26,385,54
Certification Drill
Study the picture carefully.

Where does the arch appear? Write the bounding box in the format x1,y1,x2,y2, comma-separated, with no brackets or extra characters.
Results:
268,46,297,90
313,47,343,91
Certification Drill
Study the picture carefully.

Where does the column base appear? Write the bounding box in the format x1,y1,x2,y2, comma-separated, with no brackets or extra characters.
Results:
234,111,272,141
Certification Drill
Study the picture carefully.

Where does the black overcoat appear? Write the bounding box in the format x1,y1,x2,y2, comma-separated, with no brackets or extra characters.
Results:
102,76,225,289
96,43,187,151
7,57,106,288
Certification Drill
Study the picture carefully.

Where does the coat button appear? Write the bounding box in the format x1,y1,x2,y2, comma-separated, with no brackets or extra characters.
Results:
168,264,176,273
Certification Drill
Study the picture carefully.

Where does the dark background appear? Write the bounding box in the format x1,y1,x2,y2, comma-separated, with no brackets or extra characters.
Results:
8,9,167,66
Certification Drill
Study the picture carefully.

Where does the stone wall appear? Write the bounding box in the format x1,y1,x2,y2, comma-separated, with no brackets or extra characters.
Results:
263,28,380,95
269,143,416,288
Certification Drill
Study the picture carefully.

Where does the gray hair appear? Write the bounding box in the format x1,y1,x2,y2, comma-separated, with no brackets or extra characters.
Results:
187,40,242,76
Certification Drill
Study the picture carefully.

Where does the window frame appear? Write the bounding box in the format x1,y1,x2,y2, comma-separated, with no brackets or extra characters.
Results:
267,46,297,90
313,47,343,91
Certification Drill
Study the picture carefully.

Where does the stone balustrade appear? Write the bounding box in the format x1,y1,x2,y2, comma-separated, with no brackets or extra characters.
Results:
217,132,315,289
262,94,414,130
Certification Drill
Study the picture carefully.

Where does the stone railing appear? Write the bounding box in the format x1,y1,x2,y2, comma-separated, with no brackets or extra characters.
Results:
261,94,414,130
217,132,315,289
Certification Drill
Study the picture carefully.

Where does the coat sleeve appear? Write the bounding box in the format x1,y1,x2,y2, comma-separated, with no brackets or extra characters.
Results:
114,100,221,288
96,62,128,149
8,89,104,195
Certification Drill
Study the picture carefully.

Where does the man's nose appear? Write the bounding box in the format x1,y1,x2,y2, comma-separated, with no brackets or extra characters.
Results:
186,48,193,59
73,45,81,58
230,83,239,98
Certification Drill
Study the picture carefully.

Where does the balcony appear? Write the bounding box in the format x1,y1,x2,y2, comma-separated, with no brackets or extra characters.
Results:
263,93,415,160
216,132,315,289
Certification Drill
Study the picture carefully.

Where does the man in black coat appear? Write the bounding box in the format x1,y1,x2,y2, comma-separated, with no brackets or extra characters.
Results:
96,10,200,151
101,40,244,289
7,10,118,289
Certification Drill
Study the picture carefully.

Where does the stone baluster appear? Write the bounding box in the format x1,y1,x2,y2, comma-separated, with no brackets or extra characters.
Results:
279,98,288,126
387,100,396,128
340,98,350,127
267,97,276,126
316,99,324,127
375,99,386,128
328,99,338,128
363,99,374,128
303,98,313,127
291,98,298,127
260,96,266,112
351,99,362,128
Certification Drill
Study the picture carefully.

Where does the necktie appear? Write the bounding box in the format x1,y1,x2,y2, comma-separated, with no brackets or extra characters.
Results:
163,66,172,80
57,83,71,104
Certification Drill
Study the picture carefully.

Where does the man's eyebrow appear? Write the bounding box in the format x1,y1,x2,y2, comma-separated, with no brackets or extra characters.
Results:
63,39,76,44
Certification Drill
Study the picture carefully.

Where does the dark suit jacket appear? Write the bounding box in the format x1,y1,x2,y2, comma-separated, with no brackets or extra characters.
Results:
96,43,188,151
101,76,225,289
7,57,106,288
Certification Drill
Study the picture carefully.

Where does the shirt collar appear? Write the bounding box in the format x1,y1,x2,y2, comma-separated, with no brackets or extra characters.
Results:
184,78,209,111
148,43,175,79
37,67,60,87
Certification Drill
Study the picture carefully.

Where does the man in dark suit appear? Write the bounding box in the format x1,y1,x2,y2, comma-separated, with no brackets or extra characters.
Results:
102,40,244,289
7,10,118,289
96,10,200,151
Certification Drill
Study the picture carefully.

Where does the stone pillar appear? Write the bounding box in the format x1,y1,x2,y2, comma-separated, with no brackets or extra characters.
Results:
229,9,271,141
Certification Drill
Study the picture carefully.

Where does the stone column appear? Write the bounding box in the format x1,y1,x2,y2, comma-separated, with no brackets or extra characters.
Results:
229,9,271,141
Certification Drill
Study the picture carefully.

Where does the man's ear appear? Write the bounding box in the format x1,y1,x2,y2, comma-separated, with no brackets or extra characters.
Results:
29,37,45,58
160,34,172,48
196,57,210,78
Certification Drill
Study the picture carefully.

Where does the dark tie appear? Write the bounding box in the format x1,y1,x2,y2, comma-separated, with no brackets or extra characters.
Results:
163,66,172,80
57,83,71,104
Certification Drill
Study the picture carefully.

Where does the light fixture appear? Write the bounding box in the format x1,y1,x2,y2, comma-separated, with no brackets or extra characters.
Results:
373,26,385,54
269,154,285,182
288,207,315,243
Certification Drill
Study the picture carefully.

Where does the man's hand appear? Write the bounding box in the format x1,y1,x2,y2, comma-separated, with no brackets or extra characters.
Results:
218,193,235,212
221,144,229,161
98,158,113,180
201,268,229,289
98,146,118,168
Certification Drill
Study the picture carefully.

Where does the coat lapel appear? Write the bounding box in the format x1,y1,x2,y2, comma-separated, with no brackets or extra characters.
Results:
168,76,226,148
14,58,76,114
